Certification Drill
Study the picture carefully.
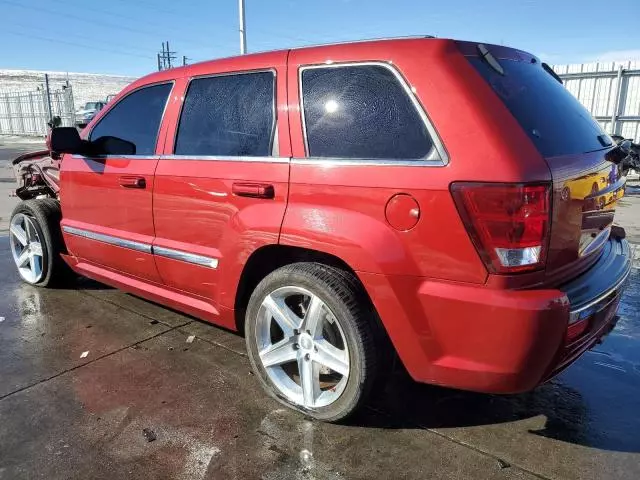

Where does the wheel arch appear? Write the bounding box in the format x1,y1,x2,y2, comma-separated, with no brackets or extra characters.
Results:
234,244,384,336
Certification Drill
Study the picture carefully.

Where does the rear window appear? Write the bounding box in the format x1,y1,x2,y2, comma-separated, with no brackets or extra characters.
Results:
469,57,608,158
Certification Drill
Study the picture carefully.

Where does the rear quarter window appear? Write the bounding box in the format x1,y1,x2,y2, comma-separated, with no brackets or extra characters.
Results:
469,57,607,158
300,64,435,160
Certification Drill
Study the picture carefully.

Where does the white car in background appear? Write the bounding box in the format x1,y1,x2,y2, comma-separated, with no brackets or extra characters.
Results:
74,101,106,127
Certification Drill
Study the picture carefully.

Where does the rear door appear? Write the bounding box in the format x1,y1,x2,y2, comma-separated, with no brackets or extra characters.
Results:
61,82,173,282
153,52,290,323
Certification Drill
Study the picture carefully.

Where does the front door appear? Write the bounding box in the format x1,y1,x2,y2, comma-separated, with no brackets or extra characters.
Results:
152,52,290,328
60,82,173,283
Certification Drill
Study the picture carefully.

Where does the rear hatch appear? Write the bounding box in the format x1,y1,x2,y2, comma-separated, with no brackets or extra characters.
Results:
464,43,626,281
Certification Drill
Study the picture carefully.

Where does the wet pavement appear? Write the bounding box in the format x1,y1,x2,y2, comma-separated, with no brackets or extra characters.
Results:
0,237,639,480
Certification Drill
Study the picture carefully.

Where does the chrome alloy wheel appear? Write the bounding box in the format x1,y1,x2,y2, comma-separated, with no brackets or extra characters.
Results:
9,213,44,284
255,286,350,409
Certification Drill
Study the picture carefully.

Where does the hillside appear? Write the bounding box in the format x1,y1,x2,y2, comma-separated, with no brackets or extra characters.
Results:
0,69,136,110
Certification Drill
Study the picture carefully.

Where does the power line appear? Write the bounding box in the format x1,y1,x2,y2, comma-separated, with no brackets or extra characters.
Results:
5,30,155,60
9,21,157,57
53,0,235,48
0,0,232,49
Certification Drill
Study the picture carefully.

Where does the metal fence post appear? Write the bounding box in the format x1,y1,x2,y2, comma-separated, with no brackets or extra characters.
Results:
610,65,624,135
15,92,26,134
44,73,53,124
5,94,14,134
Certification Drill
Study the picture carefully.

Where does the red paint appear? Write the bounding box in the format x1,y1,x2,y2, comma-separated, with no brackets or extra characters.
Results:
55,38,630,395
385,194,420,231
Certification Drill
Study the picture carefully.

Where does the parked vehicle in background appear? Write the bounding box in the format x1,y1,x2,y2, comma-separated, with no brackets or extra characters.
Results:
9,37,631,422
610,135,640,177
74,101,106,127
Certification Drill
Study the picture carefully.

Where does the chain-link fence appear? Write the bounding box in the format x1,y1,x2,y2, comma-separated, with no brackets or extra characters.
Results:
0,86,75,136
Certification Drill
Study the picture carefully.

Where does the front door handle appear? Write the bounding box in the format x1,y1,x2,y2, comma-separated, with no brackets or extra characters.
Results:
118,176,146,189
232,182,275,199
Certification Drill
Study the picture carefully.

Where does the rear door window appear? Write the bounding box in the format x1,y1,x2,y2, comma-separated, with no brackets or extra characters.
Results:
468,57,608,158
300,65,435,159
89,83,172,155
175,71,275,156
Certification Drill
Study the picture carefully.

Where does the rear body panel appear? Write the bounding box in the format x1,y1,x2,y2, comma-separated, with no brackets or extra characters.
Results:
282,39,551,285
461,40,625,283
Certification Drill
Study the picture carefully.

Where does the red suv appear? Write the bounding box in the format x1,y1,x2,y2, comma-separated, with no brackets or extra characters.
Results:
10,38,631,421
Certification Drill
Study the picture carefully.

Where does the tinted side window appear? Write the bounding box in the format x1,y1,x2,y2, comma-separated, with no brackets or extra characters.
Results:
89,83,171,155
301,65,434,159
175,72,275,156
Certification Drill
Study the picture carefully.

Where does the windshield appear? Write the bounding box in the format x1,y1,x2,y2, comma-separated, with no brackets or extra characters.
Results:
468,57,609,157
84,102,99,110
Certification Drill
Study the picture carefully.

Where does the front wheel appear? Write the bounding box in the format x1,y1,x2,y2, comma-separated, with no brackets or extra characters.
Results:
9,199,72,287
245,263,378,422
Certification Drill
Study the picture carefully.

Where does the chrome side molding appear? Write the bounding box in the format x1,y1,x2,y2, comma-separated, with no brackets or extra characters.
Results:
62,225,151,254
154,246,219,269
62,226,218,269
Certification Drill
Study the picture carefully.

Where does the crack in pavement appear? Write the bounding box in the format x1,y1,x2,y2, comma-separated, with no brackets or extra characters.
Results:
0,320,193,402
365,404,554,480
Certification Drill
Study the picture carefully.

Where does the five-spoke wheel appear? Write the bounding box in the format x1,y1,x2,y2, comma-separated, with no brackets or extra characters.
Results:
246,263,378,422
256,286,350,409
9,199,71,287
10,213,45,284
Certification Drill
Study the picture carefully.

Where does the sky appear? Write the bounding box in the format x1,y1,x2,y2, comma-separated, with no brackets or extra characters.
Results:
2,0,640,77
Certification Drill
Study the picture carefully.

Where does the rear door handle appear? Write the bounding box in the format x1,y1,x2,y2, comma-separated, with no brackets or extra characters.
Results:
232,182,275,199
118,176,146,189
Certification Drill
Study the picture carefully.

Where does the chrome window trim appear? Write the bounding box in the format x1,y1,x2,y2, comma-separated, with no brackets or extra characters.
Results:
291,157,444,167
154,246,218,269
71,155,162,160
173,68,277,157
298,61,449,166
86,80,175,156
62,226,151,254
159,154,289,163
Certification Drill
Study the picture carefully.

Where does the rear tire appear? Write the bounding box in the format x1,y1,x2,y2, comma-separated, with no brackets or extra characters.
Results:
8,199,73,287
245,262,378,422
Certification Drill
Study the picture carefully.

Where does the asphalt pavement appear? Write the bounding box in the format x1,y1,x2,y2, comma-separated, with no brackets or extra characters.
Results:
1,138,640,479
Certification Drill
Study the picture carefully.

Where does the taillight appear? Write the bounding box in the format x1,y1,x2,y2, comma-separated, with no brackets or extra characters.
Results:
451,182,551,274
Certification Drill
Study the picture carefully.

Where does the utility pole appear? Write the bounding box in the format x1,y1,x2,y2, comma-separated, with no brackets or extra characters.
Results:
182,55,190,66
157,42,177,70
239,0,246,54
166,41,174,68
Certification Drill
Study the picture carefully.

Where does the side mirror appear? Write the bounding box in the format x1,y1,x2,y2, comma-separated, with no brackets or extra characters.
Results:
50,127,83,154
89,136,136,156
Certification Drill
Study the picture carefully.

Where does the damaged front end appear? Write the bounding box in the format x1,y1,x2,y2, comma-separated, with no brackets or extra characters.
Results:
12,150,60,201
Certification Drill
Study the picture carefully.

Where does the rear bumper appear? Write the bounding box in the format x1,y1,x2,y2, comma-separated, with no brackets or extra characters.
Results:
359,236,632,393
